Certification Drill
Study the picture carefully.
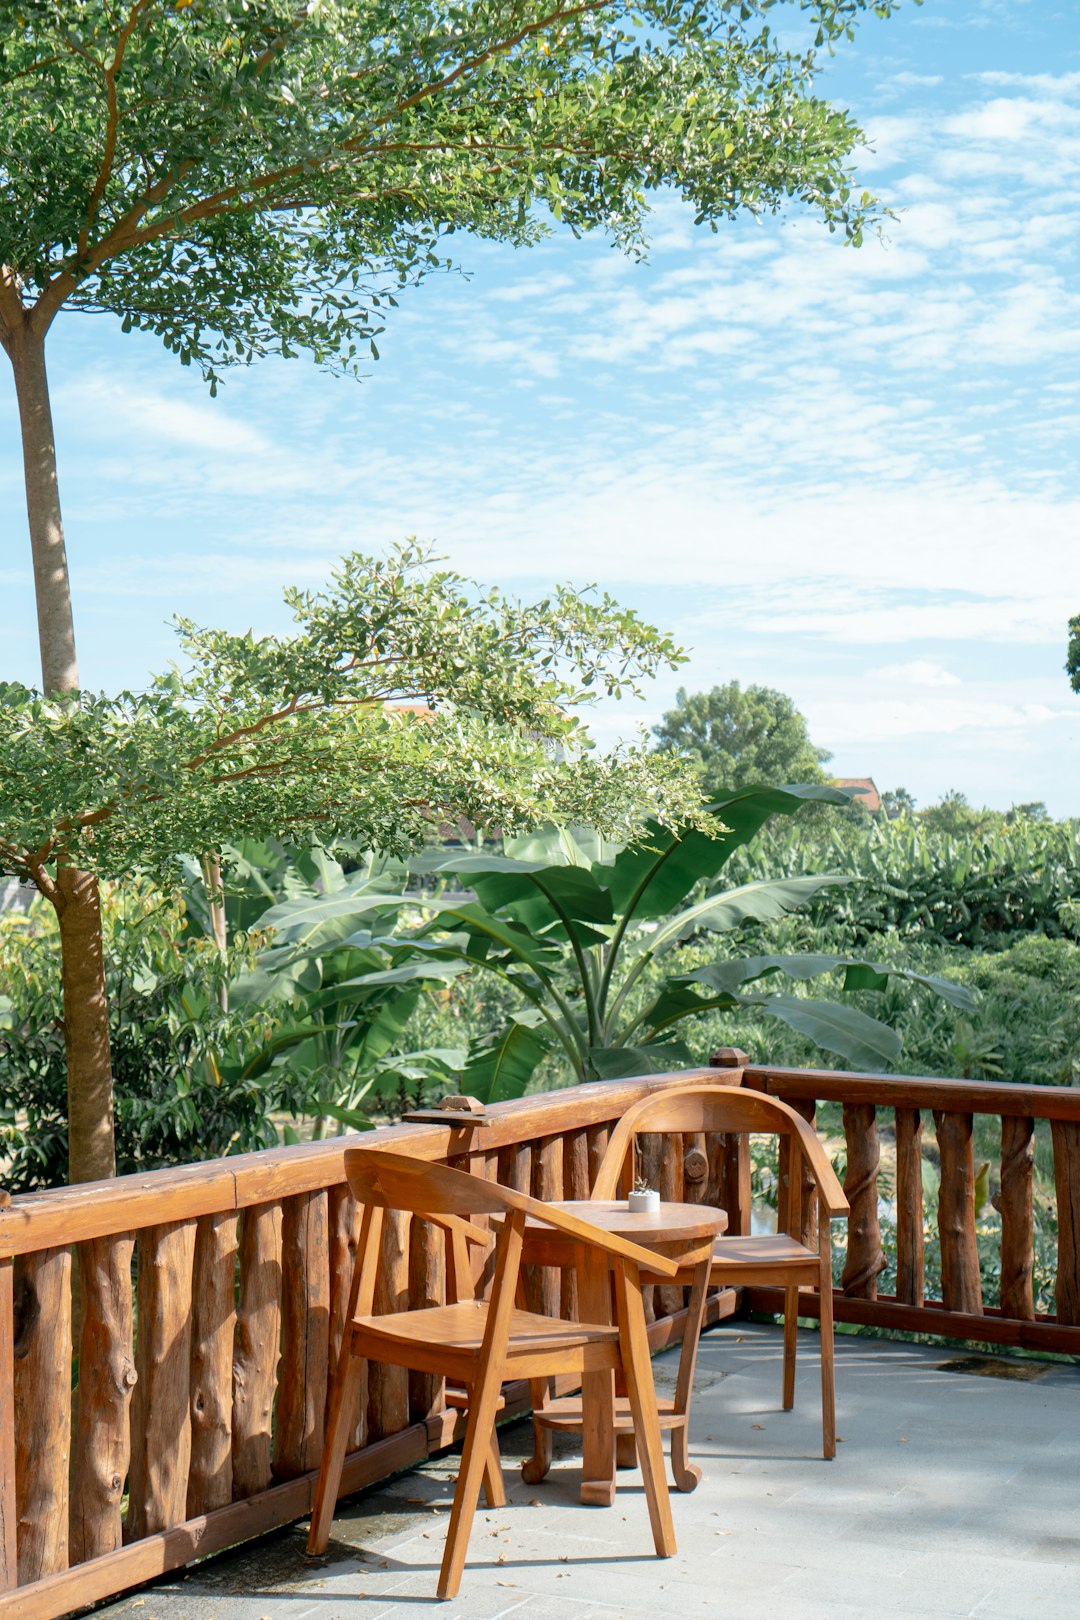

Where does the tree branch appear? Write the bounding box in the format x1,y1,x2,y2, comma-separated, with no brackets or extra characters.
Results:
77,0,157,259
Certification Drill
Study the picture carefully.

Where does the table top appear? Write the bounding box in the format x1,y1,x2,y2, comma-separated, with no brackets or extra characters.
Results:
519,1199,727,1245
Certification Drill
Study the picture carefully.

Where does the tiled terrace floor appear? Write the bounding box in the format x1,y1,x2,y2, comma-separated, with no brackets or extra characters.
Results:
99,1323,1080,1620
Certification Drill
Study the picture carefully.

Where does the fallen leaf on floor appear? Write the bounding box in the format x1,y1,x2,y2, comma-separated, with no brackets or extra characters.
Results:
497,1581,518,1587
751,1423,765,1431
528,1498,541,1506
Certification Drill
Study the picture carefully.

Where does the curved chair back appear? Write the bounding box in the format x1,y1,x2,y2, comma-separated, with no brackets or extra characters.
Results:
592,1084,847,1216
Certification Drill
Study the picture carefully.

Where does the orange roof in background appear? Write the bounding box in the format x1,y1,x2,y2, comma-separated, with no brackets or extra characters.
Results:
833,777,881,812
385,702,435,722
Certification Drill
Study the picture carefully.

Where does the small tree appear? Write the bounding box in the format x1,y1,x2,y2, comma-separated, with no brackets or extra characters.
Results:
0,544,711,1180
653,681,831,797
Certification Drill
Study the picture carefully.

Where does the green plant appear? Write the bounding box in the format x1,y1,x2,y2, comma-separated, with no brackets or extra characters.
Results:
1,541,707,1180
303,785,975,1102
0,887,278,1189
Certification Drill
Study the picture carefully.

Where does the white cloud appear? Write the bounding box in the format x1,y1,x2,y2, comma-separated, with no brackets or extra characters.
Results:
872,660,962,687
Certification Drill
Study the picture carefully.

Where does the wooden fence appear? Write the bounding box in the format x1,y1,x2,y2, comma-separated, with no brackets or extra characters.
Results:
722,1053,1080,1355
2,1055,1079,1618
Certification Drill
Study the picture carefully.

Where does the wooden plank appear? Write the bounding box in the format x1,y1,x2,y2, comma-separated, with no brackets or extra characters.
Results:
273,1192,330,1480
408,1215,445,1424
70,1234,136,1563
744,1286,1080,1355
999,1115,1035,1321
0,1426,429,1620
933,1111,983,1316
12,1246,71,1581
187,1213,237,1517
895,1107,924,1308
366,1208,410,1443
841,1103,885,1299
1051,1120,1080,1326
127,1220,198,1541
327,1185,365,1451
0,1071,726,1259
0,1261,16,1590
231,1202,282,1500
746,1067,1080,1124
560,1131,590,1321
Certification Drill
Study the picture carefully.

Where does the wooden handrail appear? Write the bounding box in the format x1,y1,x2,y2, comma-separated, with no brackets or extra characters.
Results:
741,1064,1080,1122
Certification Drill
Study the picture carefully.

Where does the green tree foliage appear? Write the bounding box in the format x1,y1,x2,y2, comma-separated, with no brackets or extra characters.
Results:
0,884,279,1190
652,681,832,796
0,542,710,1177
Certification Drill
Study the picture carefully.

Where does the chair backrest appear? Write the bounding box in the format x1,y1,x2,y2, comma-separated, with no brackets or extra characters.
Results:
345,1147,682,1278
592,1083,847,1217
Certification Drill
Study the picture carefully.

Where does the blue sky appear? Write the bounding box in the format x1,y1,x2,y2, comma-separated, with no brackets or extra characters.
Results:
3,0,1080,812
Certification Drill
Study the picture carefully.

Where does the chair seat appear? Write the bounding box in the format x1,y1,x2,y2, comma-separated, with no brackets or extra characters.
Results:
354,1299,621,1357
710,1233,818,1270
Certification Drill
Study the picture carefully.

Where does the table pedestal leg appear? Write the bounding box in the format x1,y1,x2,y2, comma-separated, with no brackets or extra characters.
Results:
579,1249,616,1506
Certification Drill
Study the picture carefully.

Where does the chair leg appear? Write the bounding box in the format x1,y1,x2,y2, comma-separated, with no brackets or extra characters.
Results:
613,1264,676,1559
616,1432,638,1469
483,1428,507,1509
819,1258,836,1460
521,1378,553,1484
438,1353,508,1600
307,1351,364,1555
782,1284,799,1411
669,1259,708,1492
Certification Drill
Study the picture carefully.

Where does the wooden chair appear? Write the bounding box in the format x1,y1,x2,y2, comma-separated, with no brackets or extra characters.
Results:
307,1148,683,1600
592,1085,849,1461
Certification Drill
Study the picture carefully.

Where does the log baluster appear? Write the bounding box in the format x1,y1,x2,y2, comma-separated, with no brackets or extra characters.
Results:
895,1108,925,1308
187,1213,237,1517
933,1110,983,1315
366,1207,410,1441
637,1134,663,1321
528,1137,563,1319
231,1202,283,1499
657,1133,684,1319
274,1192,330,1479
70,1234,136,1562
787,1098,818,1250
719,1133,751,1237
0,1259,16,1590
408,1214,445,1424
999,1115,1035,1320
841,1104,885,1299
127,1220,198,1540
328,1185,366,1449
682,1133,708,1206
13,1246,71,1580
1051,1120,1080,1325
586,1123,610,1193
561,1130,590,1320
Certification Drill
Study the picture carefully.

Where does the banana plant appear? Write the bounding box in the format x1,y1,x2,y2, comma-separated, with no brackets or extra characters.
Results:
352,785,976,1101
222,850,467,1135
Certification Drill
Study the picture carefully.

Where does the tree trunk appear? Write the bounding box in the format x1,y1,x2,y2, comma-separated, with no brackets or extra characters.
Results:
6,319,117,1184
55,866,116,1184
9,320,78,697
199,852,229,1013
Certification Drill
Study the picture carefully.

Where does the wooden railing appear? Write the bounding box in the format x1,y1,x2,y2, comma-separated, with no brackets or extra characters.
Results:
717,1053,1080,1356
3,1056,1079,1619
0,1067,743,1620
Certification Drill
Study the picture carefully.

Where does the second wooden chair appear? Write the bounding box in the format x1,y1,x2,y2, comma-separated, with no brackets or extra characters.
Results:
592,1084,849,1461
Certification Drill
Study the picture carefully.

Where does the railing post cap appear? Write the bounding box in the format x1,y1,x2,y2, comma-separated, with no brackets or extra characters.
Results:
709,1048,750,1069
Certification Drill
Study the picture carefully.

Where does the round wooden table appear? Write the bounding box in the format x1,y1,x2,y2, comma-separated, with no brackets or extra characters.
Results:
515,1200,727,1504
